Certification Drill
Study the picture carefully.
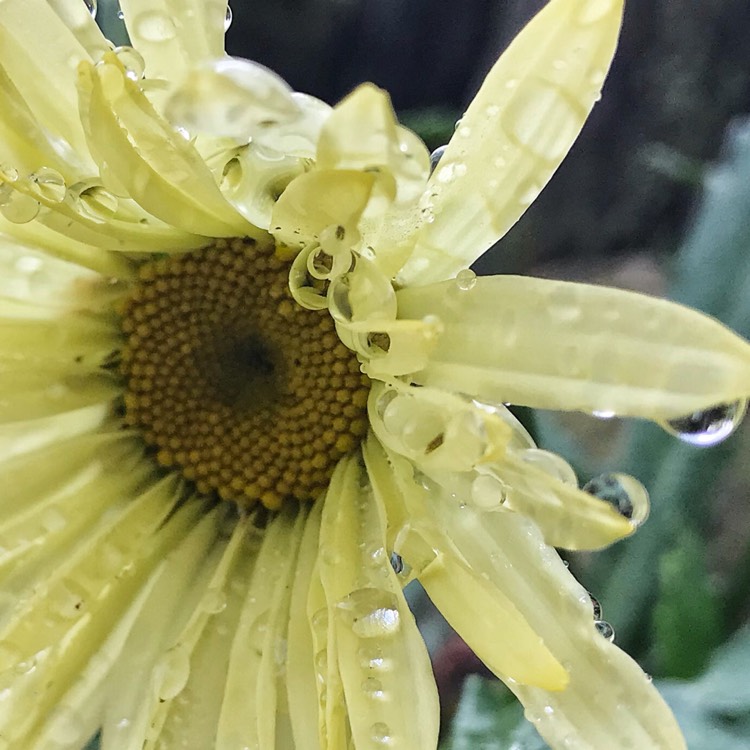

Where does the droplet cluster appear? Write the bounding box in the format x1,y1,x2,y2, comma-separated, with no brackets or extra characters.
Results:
120,238,370,509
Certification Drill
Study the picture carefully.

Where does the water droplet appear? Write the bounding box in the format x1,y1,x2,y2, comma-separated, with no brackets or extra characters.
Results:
504,78,581,162
83,0,97,19
592,410,616,419
521,449,578,486
133,10,177,42
588,592,602,620
224,4,233,30
662,399,747,447
30,167,66,202
113,46,146,80
155,646,191,701
73,184,118,219
577,0,616,25
470,473,507,510
370,722,394,745
0,191,40,224
117,8,125,20
455,268,477,291
429,145,447,174
595,619,615,642
362,677,386,700
336,588,401,639
583,472,649,525
389,551,404,574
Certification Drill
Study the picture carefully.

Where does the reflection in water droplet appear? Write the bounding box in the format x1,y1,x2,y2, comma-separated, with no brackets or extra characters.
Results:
336,588,401,639
429,145,447,174
224,4,233,30
455,268,477,291
583,472,649,525
84,0,97,19
31,167,66,202
595,619,615,642
588,592,602,620
113,46,146,80
362,676,386,700
389,551,404,574
662,399,747,447
371,721,394,745
0,191,40,224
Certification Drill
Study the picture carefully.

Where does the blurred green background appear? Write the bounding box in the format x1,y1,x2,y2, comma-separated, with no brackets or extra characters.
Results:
96,1,750,747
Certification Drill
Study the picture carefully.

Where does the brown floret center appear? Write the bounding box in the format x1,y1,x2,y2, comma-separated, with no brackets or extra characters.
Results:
119,237,369,509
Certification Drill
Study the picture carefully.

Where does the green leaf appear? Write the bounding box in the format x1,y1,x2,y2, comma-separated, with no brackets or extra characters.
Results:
653,529,723,678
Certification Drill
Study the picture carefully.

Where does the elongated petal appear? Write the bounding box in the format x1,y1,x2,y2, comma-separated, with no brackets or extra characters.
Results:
0,0,94,161
319,455,440,750
363,437,568,691
120,0,227,83
77,55,258,238
397,275,750,419
397,0,623,285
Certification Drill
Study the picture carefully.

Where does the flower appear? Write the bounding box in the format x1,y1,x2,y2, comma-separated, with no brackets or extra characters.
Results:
0,0,749,748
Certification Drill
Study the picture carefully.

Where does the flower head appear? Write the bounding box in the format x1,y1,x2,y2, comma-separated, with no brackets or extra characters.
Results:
0,0,749,749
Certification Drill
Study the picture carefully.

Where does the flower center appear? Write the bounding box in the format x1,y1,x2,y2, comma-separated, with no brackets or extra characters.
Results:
119,237,370,509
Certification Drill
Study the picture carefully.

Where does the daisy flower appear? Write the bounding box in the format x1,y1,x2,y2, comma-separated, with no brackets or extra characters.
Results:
0,0,748,749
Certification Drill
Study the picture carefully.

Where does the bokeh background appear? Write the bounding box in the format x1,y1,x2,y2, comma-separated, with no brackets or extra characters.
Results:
96,1,750,747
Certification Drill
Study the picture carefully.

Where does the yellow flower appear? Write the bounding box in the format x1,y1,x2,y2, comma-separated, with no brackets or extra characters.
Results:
0,0,748,749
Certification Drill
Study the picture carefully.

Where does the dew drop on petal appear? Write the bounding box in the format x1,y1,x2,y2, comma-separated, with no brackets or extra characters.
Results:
224,4,233,30
31,167,66,203
83,0,97,19
595,619,615,642
583,472,650,526
588,592,602,620
470,473,507,511
521,448,578,486
662,399,747,447
113,46,146,80
371,722,394,746
201,588,227,614
429,145,447,174
336,588,401,639
155,646,191,701
0,192,40,224
455,268,477,291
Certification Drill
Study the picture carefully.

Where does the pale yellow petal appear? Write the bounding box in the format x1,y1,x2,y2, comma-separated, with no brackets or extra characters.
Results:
397,275,750,420
76,55,259,238
397,0,623,285
363,437,568,691
319,455,440,750
287,502,325,750
120,0,227,83
47,0,111,61
0,0,94,161
271,169,375,249
216,508,306,748
0,472,193,747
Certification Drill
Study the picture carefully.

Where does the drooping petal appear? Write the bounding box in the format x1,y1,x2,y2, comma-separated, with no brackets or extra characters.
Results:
396,0,623,285
119,0,228,83
76,54,259,238
363,436,568,692
319,455,440,750
397,275,750,420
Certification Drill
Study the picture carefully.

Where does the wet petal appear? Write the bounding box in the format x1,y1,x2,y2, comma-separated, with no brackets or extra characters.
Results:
119,0,227,83
271,169,375,250
363,437,568,691
397,275,750,420
76,54,259,238
319,455,440,750
397,0,623,285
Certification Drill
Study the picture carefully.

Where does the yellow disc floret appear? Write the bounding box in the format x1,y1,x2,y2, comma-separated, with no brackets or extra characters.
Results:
120,237,370,509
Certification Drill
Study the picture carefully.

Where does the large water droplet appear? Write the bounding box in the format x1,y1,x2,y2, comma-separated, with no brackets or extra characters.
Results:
224,3,233,30
588,592,602,620
113,46,146,80
0,191,40,224
662,399,747,447
30,167,66,203
583,472,649,526
83,0,97,19
336,588,401,639
155,646,191,701
595,619,615,642
370,721,394,746
455,268,477,291
429,145,447,174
